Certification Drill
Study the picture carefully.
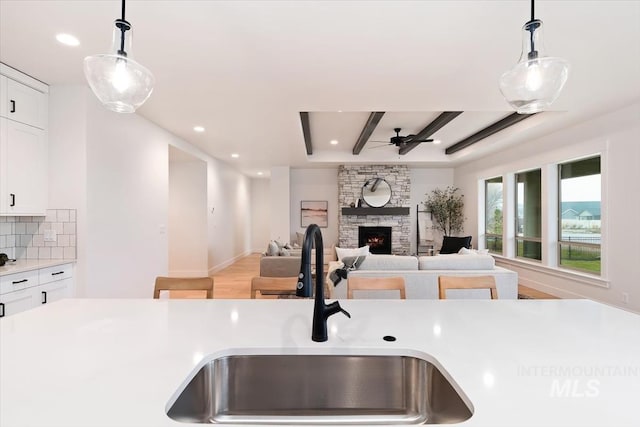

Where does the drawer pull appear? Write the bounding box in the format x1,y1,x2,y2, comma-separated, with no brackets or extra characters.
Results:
10,100,16,113
0,302,4,317
10,193,15,207
52,271,64,276
42,291,47,304
12,279,28,284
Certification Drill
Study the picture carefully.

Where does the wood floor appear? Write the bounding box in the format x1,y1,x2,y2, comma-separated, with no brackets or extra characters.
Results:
211,253,558,299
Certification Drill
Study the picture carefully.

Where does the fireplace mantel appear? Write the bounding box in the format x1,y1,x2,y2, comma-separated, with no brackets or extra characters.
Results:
341,207,410,216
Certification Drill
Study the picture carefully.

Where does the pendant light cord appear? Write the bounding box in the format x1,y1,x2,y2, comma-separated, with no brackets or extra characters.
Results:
121,0,126,21
527,0,538,59
531,0,535,22
117,0,129,56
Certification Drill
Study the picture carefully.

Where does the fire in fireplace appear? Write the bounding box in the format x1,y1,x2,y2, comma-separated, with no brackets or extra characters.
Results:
359,226,392,254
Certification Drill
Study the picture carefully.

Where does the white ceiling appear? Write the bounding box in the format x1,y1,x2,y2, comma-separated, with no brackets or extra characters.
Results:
1,1,639,177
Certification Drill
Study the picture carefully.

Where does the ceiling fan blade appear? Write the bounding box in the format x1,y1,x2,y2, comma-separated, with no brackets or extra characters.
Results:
368,144,393,149
411,139,434,143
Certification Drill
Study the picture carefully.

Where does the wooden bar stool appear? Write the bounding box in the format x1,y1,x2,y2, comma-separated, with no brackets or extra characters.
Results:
250,277,300,299
438,276,498,299
347,277,406,299
153,276,214,299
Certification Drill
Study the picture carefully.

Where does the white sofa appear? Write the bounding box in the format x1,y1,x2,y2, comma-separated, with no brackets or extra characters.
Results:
328,254,518,299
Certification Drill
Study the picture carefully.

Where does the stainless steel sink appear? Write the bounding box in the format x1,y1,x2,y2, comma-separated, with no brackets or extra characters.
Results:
166,354,472,425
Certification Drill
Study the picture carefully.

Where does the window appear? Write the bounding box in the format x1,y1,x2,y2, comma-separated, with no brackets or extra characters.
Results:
515,169,542,261
484,177,503,253
559,156,601,274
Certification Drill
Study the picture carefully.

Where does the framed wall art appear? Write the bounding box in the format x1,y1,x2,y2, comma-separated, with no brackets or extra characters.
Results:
300,200,328,228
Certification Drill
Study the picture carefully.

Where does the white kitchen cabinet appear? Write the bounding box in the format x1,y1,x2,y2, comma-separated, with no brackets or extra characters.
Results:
0,263,74,318
0,269,40,317
38,263,73,305
3,78,47,129
0,287,39,317
0,117,47,215
0,75,6,118
0,64,48,217
39,279,72,305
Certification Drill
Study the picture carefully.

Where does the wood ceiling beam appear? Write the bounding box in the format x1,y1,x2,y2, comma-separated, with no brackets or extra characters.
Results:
398,111,463,155
352,112,385,155
445,112,536,155
300,112,313,155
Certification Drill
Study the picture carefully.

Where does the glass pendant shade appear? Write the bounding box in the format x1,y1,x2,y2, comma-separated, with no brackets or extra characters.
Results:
499,19,569,114
84,20,154,113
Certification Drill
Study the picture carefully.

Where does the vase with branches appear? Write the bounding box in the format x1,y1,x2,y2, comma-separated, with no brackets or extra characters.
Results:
423,187,465,236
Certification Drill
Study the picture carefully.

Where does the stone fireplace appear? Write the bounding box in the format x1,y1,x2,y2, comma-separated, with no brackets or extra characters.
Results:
338,165,411,254
359,226,392,254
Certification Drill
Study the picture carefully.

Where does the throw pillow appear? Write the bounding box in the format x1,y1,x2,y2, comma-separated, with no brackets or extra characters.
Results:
342,255,367,270
440,236,472,254
279,248,291,256
296,231,305,247
335,245,370,261
266,240,279,256
458,247,490,256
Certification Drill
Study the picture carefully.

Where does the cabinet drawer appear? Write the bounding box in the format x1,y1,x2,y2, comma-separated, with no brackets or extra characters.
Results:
0,270,39,295
39,263,73,285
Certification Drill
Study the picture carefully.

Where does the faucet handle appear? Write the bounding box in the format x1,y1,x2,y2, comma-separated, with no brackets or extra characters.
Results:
339,306,351,319
325,301,351,319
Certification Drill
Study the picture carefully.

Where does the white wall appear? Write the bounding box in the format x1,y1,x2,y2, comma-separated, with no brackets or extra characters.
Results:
85,96,170,298
48,86,253,296
169,148,208,276
290,168,339,246
251,178,271,252
454,102,640,312
270,166,290,242
206,161,252,273
48,85,88,295
409,168,455,254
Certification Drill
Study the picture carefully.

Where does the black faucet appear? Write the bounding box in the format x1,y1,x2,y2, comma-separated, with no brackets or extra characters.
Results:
296,224,350,342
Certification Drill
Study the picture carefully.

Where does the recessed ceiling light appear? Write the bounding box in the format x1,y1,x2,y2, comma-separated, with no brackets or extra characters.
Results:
432,139,442,145
231,153,239,158
193,126,205,132
338,110,343,113
330,139,339,145
257,172,263,176
56,33,80,47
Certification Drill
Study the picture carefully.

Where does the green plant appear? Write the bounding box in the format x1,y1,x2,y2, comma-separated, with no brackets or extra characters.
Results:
423,186,465,236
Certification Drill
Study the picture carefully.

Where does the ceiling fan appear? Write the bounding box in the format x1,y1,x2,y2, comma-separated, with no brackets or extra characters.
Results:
371,128,434,148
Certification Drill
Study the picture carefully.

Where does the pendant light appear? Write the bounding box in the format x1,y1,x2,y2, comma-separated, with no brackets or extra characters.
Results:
84,0,154,113
499,0,569,114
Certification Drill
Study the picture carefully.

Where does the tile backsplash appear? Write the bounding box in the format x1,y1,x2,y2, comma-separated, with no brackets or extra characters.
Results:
0,209,77,260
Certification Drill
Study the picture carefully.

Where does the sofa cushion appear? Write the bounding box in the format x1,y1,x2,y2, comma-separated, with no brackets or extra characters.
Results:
260,256,301,277
335,245,370,262
359,255,418,271
440,236,472,254
418,254,495,270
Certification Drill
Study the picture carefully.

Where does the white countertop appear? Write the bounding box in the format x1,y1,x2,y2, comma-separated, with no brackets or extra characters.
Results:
1,299,639,426
0,259,75,276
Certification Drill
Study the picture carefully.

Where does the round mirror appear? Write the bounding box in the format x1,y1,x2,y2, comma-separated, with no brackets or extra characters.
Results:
362,178,392,207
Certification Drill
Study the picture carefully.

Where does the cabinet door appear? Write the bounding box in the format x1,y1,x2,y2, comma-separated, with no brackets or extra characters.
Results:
0,288,38,318
0,117,47,215
0,75,7,118
39,278,72,305
5,78,47,129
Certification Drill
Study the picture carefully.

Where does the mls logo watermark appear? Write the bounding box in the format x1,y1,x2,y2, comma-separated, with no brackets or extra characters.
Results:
550,378,600,398
517,364,639,398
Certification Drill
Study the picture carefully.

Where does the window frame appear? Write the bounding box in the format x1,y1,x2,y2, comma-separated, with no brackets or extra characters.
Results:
557,156,602,276
484,176,503,254
514,168,542,262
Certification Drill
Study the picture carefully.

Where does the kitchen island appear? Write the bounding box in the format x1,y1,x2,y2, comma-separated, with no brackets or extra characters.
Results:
1,298,639,426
